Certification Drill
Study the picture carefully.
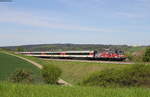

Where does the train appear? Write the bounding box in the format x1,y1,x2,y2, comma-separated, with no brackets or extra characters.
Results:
18,49,127,61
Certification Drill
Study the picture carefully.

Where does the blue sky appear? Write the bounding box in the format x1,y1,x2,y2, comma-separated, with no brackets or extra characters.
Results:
0,0,150,46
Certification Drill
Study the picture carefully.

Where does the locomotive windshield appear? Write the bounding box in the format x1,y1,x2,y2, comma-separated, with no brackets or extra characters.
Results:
103,49,124,55
115,50,124,54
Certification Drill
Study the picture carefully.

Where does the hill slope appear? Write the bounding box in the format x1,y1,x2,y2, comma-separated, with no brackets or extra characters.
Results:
16,54,130,84
2,44,131,51
0,52,41,82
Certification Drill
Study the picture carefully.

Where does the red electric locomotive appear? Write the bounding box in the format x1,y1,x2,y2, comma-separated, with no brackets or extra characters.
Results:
96,49,126,61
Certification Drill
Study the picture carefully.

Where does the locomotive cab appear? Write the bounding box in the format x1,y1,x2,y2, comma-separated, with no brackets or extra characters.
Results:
96,49,126,61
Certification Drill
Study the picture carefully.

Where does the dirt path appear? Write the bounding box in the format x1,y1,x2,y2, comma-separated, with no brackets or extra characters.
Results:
4,52,72,86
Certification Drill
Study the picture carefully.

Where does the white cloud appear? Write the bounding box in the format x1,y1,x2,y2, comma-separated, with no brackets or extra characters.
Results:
0,6,121,33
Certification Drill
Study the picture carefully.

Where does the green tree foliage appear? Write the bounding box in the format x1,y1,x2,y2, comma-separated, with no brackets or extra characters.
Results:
16,47,25,52
41,65,62,84
125,47,145,62
9,69,33,83
81,64,150,87
143,47,150,62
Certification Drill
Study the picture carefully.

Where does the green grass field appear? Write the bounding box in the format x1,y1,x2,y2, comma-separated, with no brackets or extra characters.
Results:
43,60,130,84
0,52,41,82
13,53,131,84
1,50,150,97
0,82,150,97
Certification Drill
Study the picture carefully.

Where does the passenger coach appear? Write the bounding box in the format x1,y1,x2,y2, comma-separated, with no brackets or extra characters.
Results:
19,51,95,59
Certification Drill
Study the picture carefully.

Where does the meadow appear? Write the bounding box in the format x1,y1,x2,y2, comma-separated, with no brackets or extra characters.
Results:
13,53,131,84
0,50,150,97
0,82,150,97
0,52,42,82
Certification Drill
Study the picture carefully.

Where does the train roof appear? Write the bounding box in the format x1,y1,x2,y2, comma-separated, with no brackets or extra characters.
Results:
19,51,95,53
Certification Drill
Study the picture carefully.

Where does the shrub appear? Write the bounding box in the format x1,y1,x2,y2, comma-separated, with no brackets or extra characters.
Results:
16,47,25,52
125,52,133,61
126,50,145,62
9,69,33,83
143,47,150,62
41,65,62,84
81,64,150,87
118,64,150,87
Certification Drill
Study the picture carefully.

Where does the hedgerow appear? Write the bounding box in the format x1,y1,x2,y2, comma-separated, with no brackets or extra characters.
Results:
81,64,150,87
143,47,150,62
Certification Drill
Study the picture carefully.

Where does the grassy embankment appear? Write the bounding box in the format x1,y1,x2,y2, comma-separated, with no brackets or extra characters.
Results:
0,82,150,97
12,52,132,84
0,51,42,82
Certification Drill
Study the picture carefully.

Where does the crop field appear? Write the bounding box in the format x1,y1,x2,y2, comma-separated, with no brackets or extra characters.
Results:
0,52,41,82
13,53,132,84
0,82,150,97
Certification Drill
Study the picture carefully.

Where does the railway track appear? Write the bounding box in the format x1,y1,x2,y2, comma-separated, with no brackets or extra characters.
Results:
41,58,134,64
